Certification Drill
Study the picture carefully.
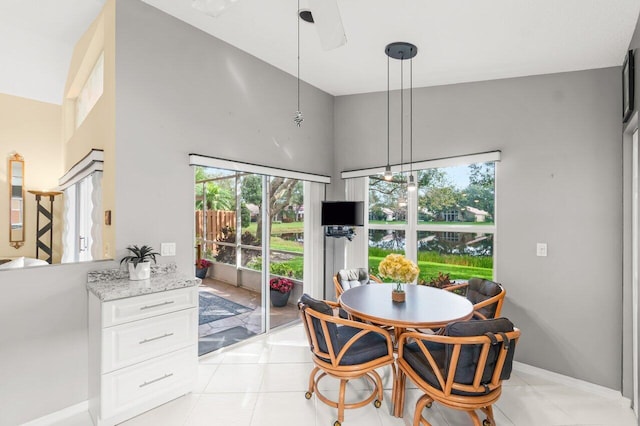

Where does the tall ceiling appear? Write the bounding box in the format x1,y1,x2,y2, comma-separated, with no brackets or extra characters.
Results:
1,0,639,105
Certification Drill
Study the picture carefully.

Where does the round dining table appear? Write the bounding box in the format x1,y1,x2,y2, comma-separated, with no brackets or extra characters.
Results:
339,283,474,335
339,283,474,417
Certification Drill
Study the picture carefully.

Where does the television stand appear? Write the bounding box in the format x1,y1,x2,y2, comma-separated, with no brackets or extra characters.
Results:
325,226,356,241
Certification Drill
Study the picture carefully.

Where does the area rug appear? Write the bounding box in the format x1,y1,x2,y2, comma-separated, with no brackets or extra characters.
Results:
198,326,257,356
199,291,252,325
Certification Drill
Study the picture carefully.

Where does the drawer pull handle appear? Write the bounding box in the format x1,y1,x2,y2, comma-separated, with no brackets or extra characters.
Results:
139,373,173,388
139,332,174,344
140,300,174,310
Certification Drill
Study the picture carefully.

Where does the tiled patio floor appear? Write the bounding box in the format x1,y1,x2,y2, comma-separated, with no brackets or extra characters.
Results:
198,278,299,354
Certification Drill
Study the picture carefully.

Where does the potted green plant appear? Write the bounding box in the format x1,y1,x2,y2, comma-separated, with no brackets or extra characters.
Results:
120,245,159,280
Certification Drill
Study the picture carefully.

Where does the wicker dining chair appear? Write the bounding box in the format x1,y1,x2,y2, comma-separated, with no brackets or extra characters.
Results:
444,278,506,320
396,318,520,426
333,268,382,298
298,293,396,426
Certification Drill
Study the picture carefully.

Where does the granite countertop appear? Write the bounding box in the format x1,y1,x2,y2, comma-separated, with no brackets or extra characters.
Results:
86,263,200,302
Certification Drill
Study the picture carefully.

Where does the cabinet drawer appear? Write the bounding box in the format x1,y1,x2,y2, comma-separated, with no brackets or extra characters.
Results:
101,346,197,418
102,308,197,373
102,287,197,327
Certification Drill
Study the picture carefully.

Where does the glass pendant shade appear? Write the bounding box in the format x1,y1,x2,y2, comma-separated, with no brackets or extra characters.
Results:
384,166,393,181
407,174,416,191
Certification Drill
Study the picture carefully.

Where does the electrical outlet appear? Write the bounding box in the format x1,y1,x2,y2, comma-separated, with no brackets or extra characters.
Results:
536,243,547,257
161,242,176,256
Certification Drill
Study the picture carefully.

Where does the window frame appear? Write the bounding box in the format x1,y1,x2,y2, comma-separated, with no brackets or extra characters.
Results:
364,156,498,281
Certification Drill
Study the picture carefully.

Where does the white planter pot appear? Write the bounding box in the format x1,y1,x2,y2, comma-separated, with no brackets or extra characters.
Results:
128,262,151,280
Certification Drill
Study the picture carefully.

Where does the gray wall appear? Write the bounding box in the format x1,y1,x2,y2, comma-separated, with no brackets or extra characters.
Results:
114,0,334,274
0,260,116,426
0,1,334,424
623,9,640,408
333,68,623,389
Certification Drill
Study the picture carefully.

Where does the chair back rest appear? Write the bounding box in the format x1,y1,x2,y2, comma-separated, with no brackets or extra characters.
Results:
467,278,505,319
337,268,371,290
443,318,519,391
298,294,340,358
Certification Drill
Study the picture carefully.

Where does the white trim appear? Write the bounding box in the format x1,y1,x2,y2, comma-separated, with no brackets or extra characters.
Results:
414,224,496,233
58,149,104,189
21,401,89,426
341,151,501,179
58,162,104,191
632,125,639,417
513,362,630,401
344,177,368,268
189,154,331,184
304,181,326,298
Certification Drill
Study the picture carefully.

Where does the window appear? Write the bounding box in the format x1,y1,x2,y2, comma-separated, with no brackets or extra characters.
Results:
75,53,104,128
62,172,103,263
367,161,495,283
195,167,305,280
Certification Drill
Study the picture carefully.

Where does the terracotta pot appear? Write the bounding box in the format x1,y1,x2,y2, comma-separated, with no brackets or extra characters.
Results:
392,290,406,303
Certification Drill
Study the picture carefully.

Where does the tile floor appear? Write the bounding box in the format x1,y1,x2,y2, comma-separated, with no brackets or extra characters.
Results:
58,322,636,426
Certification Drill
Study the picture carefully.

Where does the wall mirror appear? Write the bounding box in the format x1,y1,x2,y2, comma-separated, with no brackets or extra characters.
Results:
9,153,25,249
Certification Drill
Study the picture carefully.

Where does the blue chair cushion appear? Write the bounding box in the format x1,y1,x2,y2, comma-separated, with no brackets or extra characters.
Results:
299,294,339,355
335,325,390,365
403,340,447,390
466,278,503,319
402,318,515,396
445,317,515,383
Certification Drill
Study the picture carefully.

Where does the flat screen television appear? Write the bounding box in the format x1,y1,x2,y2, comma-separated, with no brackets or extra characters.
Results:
321,201,364,226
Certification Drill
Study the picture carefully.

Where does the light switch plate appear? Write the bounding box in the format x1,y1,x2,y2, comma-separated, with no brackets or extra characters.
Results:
161,242,176,256
536,243,547,257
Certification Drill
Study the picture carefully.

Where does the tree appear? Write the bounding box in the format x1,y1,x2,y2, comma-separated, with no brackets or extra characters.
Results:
195,167,234,210
268,177,299,230
468,163,495,187
461,163,495,219
240,175,301,239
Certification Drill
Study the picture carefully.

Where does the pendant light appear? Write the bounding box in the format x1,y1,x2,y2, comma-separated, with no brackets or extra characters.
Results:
294,0,304,127
383,54,393,181
385,42,417,188
407,55,416,191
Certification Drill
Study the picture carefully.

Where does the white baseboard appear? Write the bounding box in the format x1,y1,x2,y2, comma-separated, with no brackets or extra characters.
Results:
20,401,89,426
513,361,631,402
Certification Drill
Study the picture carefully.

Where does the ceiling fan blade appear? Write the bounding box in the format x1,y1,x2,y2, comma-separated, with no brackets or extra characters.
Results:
307,0,347,50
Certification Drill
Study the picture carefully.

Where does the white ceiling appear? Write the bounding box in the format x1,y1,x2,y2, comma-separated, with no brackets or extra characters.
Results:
1,0,639,104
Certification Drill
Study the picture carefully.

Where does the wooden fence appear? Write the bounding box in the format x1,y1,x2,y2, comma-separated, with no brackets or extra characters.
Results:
195,210,236,245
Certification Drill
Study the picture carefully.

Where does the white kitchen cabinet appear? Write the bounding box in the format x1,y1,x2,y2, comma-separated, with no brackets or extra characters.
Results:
87,270,199,426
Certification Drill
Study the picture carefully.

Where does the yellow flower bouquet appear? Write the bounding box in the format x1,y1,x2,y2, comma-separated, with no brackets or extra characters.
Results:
378,253,420,292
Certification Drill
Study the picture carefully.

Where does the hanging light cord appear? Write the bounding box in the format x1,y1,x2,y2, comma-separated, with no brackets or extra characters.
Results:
400,52,404,178
410,55,413,174
293,0,303,127
387,55,390,168
297,0,300,112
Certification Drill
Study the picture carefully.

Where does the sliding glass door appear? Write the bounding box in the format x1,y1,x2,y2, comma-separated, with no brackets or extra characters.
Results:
195,167,309,355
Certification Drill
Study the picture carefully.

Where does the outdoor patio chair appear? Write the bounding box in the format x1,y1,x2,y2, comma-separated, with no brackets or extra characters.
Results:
298,293,396,426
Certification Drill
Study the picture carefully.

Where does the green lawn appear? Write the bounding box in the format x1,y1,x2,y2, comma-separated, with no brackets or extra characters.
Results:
243,221,304,234
369,256,493,282
370,220,494,226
